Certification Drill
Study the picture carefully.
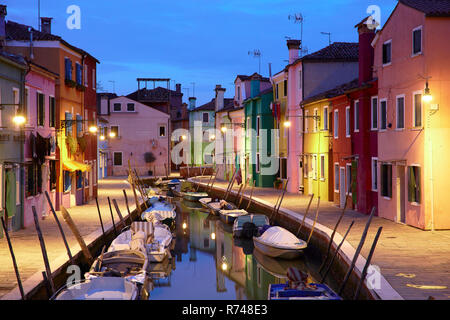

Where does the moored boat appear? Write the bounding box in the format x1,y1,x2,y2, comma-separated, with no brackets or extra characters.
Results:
142,201,176,222
233,214,269,238
182,192,209,202
253,226,306,259
219,209,248,225
206,200,236,216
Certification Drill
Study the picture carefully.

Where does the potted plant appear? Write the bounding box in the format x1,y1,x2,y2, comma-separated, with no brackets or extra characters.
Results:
76,83,86,91
65,79,77,88
273,178,283,190
144,152,156,175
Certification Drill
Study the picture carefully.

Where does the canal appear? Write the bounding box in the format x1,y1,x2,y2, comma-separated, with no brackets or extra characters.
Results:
148,198,339,300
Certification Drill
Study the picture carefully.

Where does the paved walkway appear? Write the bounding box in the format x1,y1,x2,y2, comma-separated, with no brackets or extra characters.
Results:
192,177,450,300
0,176,138,299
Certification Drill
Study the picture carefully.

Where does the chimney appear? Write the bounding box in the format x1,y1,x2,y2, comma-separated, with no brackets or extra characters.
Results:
41,17,52,34
286,39,301,64
176,83,181,93
188,97,196,110
250,73,261,98
0,5,7,46
356,17,376,85
214,85,226,112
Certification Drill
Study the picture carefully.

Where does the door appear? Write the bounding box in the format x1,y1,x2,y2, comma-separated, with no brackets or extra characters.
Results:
397,165,406,223
339,167,346,208
5,168,19,231
299,158,303,191
308,156,313,195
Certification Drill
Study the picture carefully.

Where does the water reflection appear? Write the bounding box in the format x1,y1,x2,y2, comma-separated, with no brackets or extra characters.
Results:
148,201,315,300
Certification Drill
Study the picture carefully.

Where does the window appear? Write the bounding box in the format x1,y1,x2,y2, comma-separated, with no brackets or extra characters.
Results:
76,114,83,137
37,92,45,126
412,26,422,55
92,69,96,90
372,158,378,191
413,93,422,127
246,117,251,136
320,155,325,180
76,63,82,85
113,103,121,112
25,162,42,197
408,166,421,204
65,58,72,80
323,106,328,130
280,158,287,180
380,163,392,198
12,88,19,123
334,110,339,138
127,103,135,112
24,87,29,124
396,96,405,129
113,152,123,166
304,156,308,178
256,153,260,173
256,116,260,137
313,108,318,132
49,96,56,127
76,170,83,189
346,164,352,194
65,112,72,136
345,106,350,137
203,112,209,123
63,170,71,192
84,65,88,87
49,160,56,190
110,126,119,138
299,70,302,89
237,86,241,100
371,97,378,130
283,80,287,96
276,84,279,100
304,110,309,133
380,100,387,130
334,164,339,191
159,125,166,137
354,100,359,132
382,40,392,65
312,154,317,180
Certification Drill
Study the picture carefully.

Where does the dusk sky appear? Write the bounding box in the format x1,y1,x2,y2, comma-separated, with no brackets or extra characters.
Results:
5,0,397,106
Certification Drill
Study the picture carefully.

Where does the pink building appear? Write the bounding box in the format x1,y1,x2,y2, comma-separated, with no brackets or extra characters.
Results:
373,0,450,229
23,62,58,227
97,96,171,177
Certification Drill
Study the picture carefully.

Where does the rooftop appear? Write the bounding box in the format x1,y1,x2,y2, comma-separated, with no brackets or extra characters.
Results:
399,0,450,16
301,78,360,105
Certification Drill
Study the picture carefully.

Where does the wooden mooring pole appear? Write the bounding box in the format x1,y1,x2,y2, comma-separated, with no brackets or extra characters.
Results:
44,191,72,260
272,178,289,222
123,189,132,225
1,216,25,300
31,206,55,294
338,207,376,296
107,197,117,236
95,196,106,239
306,197,320,244
112,199,126,229
296,194,314,237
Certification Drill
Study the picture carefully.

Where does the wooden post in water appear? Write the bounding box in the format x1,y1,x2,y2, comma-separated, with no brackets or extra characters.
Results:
246,181,255,211
235,184,244,203
95,196,106,239
320,220,355,283
338,207,376,296
353,226,383,300
164,163,169,179
272,178,289,222
44,191,72,260
209,170,219,192
107,197,117,236
306,197,321,244
319,193,350,273
195,167,207,191
296,194,314,237
153,165,156,177
224,174,237,201
123,189,132,225
61,207,94,263
31,206,55,294
112,199,125,229
1,217,25,300
238,178,250,209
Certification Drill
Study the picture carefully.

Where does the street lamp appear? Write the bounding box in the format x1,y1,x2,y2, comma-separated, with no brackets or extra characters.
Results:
89,125,98,133
12,114,26,126
221,126,228,133
109,131,116,138
423,81,432,102
283,120,291,127
100,135,105,141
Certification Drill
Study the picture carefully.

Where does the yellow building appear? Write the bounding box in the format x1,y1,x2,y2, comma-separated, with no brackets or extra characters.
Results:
302,98,332,201
271,69,288,177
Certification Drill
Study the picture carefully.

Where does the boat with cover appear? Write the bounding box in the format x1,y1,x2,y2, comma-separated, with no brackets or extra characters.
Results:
219,209,248,225
268,267,341,300
232,214,269,238
203,199,236,216
182,191,209,202
52,277,139,300
142,200,176,222
253,226,307,259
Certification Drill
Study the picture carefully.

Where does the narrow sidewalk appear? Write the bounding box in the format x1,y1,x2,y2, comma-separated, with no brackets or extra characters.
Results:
193,177,450,300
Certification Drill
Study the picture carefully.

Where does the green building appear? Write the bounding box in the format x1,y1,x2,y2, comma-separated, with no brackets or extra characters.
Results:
244,77,276,188
0,51,27,236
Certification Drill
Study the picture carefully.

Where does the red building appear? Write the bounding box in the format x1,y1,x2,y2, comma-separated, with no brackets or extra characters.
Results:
82,54,99,201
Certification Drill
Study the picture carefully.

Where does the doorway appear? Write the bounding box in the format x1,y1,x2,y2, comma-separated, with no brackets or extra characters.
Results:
397,165,406,224
339,167,346,208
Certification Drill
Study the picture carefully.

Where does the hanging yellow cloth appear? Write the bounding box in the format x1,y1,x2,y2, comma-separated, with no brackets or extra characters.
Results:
59,132,91,172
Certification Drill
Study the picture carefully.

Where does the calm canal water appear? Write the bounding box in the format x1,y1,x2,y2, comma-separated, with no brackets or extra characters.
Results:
148,198,333,300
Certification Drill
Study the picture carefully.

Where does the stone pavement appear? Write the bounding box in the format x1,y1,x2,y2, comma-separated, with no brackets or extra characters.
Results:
192,177,450,300
0,176,138,299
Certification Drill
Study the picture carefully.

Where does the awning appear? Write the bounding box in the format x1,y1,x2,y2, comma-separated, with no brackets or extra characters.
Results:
63,160,91,172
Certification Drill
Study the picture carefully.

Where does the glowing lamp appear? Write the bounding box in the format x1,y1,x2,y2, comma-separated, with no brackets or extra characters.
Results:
89,125,98,133
221,126,227,133
181,135,187,140
211,232,216,240
182,222,187,230
12,115,26,125
109,131,116,138
210,135,216,141
423,82,432,102
284,120,291,128
221,262,228,271
100,135,105,141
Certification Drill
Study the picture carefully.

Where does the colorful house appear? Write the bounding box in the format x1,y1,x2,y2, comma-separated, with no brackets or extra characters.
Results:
23,61,58,227
244,77,275,188
373,0,450,229
0,50,27,235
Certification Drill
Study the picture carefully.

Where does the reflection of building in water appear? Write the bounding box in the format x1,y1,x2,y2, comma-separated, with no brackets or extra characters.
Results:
173,203,190,262
189,210,216,253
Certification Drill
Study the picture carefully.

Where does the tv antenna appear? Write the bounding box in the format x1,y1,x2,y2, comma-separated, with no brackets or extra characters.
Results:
288,13,305,57
248,49,262,74
108,80,116,93
183,88,190,101
321,32,331,46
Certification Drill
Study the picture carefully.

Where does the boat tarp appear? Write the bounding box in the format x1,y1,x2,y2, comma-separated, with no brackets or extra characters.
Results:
259,226,301,246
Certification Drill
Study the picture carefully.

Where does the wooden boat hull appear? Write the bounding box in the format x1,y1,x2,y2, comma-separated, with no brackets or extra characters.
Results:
219,210,248,225
253,237,305,260
232,214,269,238
182,192,209,202
268,283,341,300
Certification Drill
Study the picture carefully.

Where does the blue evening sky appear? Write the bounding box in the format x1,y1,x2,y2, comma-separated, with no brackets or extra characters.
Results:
4,0,397,106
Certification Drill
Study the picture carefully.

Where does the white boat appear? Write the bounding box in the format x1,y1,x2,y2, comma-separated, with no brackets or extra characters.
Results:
199,197,213,208
142,201,176,222
233,214,269,238
147,224,173,262
253,226,307,259
53,277,139,300
219,209,248,224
